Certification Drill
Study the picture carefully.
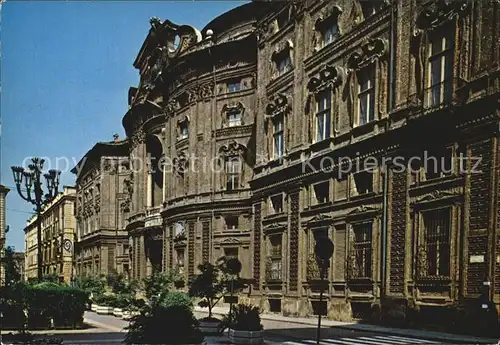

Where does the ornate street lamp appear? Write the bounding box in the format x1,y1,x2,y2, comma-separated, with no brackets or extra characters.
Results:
11,158,60,280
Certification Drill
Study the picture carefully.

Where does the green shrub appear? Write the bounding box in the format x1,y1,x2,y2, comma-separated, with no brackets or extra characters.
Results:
71,275,105,295
125,302,203,344
24,283,89,329
160,292,192,311
229,304,263,331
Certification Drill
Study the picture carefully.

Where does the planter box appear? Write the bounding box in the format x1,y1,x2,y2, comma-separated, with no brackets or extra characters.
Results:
113,308,123,318
198,319,222,335
90,304,97,312
122,310,131,320
229,329,263,345
96,305,114,315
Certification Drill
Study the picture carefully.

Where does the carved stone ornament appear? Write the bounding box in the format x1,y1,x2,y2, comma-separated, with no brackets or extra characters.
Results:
416,0,468,31
308,65,343,94
218,140,247,157
346,38,387,72
148,17,202,59
290,0,306,20
131,129,146,148
304,215,333,229
173,151,188,176
265,93,291,119
166,99,179,116
263,222,287,234
255,21,271,44
347,205,379,216
221,102,245,127
414,190,459,203
197,83,214,100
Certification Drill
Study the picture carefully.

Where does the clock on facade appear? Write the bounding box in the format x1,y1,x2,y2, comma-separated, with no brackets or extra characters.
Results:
63,239,72,252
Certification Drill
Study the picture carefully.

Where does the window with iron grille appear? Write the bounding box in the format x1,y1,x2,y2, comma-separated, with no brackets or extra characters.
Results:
426,30,453,107
268,235,282,280
316,91,332,142
421,208,451,277
352,223,372,279
225,156,241,191
273,115,284,159
357,66,375,126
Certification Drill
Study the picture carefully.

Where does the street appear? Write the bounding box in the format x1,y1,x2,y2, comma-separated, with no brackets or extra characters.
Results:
38,311,474,345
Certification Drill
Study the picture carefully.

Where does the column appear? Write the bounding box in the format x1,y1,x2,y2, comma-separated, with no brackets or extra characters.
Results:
146,172,152,208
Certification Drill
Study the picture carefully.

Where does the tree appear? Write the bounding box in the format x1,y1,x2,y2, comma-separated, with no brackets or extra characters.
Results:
188,262,227,319
3,246,21,285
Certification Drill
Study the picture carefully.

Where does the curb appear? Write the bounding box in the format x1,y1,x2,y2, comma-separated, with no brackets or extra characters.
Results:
82,318,126,333
194,308,499,345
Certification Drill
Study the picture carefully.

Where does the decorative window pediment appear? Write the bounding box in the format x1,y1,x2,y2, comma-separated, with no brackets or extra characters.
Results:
265,93,291,120
304,214,333,228
347,38,387,72
221,102,245,128
313,5,342,51
416,0,468,32
308,65,343,95
218,140,247,157
263,222,287,234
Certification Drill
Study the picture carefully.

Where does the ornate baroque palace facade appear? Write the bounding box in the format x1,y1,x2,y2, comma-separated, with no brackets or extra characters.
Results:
73,137,131,277
119,0,500,319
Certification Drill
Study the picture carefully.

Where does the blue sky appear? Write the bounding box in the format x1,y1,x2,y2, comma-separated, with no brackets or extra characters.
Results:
1,1,246,250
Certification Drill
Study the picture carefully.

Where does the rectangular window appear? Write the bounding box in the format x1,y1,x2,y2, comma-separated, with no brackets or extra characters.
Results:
424,147,453,180
276,54,292,76
313,181,330,204
353,223,372,279
270,194,283,214
322,23,339,46
427,32,453,107
226,156,241,191
176,248,185,274
353,171,373,195
422,208,450,277
227,82,241,93
225,216,239,230
268,235,282,280
357,66,375,126
273,115,284,159
316,91,331,142
227,109,242,127
224,247,239,260
179,122,189,139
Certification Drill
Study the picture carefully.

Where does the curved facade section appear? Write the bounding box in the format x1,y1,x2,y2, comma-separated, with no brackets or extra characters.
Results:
124,3,270,281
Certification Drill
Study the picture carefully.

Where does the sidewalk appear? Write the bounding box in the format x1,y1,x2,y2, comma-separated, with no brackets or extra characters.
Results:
194,306,499,345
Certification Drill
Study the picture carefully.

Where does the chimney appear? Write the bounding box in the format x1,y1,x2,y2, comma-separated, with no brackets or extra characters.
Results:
113,134,119,142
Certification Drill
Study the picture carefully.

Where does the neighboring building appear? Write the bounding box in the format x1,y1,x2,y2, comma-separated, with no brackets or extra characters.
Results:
72,136,130,277
24,186,76,284
113,0,499,321
0,184,10,286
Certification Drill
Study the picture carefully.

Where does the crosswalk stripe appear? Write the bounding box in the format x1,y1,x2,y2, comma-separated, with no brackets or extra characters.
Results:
356,336,402,345
372,336,416,344
321,338,365,345
384,335,437,343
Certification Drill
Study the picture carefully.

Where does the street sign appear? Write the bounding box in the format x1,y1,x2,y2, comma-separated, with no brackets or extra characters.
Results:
312,301,327,316
224,295,238,304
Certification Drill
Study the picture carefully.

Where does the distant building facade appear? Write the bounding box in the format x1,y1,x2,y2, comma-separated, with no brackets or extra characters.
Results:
73,137,130,277
0,184,10,286
98,0,500,322
24,186,76,283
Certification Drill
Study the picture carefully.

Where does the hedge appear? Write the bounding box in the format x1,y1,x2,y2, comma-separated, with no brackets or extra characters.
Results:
0,282,89,330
